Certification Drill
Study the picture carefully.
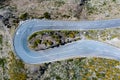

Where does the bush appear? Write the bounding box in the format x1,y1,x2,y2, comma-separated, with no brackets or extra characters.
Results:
33,39,40,48
0,58,6,68
0,35,2,45
43,12,51,19
28,33,37,41
54,0,65,7
19,12,29,20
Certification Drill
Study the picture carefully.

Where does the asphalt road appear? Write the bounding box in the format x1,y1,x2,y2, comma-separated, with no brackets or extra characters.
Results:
13,19,120,64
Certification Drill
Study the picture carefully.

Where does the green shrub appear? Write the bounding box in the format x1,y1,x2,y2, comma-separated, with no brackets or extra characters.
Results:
0,58,6,68
62,14,70,18
43,12,51,19
0,35,2,45
19,12,29,20
33,39,41,48
28,33,37,41
54,0,65,7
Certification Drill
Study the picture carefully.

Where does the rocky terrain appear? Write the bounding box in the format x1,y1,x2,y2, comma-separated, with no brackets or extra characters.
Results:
0,0,120,80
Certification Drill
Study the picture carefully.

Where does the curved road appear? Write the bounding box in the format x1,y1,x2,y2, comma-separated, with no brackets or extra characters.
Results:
13,19,120,64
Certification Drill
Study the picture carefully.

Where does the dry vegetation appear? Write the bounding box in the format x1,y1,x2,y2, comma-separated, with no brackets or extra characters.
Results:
28,28,120,51
0,0,120,79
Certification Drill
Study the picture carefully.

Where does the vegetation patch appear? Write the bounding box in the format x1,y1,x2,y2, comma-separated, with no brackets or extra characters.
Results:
28,30,81,51
8,51,27,80
0,58,6,68
41,57,120,80
54,0,65,7
19,12,29,20
28,28,120,51
0,35,3,45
